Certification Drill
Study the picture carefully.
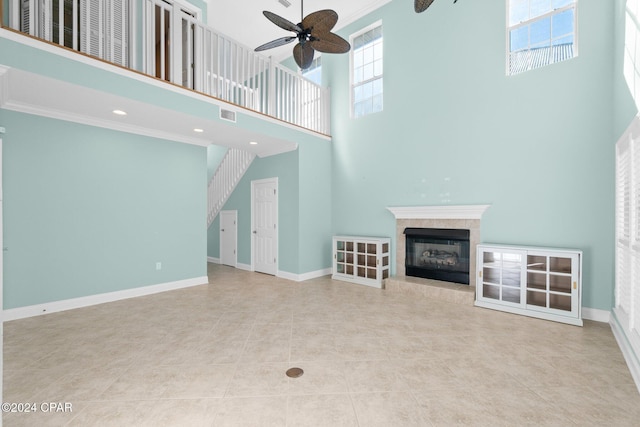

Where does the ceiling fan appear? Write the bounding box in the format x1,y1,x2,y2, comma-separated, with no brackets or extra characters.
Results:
254,0,350,70
414,0,458,13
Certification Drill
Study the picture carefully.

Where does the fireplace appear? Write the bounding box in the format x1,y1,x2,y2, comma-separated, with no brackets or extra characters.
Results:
404,228,470,285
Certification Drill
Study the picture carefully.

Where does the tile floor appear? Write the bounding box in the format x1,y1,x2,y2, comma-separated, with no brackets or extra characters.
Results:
4,263,640,426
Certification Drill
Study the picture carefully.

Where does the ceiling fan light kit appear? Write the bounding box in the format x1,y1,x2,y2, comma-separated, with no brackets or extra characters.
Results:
255,0,351,70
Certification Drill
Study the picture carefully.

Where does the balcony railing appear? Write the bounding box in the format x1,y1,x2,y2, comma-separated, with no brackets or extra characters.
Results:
2,0,331,135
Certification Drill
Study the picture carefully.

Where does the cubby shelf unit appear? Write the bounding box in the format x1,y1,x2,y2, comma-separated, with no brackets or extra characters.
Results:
475,244,583,326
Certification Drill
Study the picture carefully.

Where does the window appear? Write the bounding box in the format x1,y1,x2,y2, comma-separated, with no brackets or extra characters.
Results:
350,22,383,118
507,0,577,75
615,116,640,378
302,56,322,85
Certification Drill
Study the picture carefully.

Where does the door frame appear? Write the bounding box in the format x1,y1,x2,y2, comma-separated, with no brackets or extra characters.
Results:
219,210,237,268
251,177,278,274
145,0,201,84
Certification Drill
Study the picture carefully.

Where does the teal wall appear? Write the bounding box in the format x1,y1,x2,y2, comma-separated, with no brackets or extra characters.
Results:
206,135,333,275
2,0,629,312
206,145,227,260
1,110,207,309
0,37,224,122
614,0,639,137
321,0,616,311
207,145,227,181
298,135,332,273
218,150,301,272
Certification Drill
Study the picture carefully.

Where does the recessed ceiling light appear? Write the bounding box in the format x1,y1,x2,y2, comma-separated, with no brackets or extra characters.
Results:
112,110,127,116
194,128,204,133
249,141,258,145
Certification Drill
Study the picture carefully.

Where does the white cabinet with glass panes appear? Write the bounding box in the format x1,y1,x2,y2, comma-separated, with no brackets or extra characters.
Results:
475,244,582,326
332,236,390,288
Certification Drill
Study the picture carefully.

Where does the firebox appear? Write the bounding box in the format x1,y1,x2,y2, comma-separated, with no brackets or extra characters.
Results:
404,228,470,285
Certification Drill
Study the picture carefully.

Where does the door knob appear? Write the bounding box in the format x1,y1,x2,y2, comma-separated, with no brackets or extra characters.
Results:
253,230,257,234
221,229,225,232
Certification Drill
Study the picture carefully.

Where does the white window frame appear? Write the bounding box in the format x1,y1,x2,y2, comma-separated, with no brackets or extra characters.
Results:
506,0,578,75
349,20,383,118
615,116,640,388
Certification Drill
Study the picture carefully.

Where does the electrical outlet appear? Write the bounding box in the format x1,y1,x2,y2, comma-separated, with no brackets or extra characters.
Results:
156,262,162,270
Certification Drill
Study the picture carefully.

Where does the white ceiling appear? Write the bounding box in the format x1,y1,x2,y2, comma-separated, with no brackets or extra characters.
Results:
207,0,393,62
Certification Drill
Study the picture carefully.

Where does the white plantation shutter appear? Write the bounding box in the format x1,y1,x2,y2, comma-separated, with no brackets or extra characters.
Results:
615,116,640,361
20,0,34,35
79,0,129,65
617,135,633,315
106,0,129,66
634,140,640,334
80,0,103,58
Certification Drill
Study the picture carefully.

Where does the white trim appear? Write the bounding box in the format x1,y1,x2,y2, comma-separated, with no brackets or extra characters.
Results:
582,307,610,323
3,276,208,321
505,0,578,76
277,268,332,282
0,65,9,106
611,311,640,394
219,210,238,268
207,256,221,264
475,300,583,326
387,204,491,220
251,177,279,275
349,20,383,119
3,98,212,147
237,263,252,272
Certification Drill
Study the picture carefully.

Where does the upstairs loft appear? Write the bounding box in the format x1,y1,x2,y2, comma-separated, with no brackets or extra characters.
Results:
0,0,331,155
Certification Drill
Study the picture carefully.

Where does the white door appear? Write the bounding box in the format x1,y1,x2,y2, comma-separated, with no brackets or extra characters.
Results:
252,178,278,275
146,0,197,85
220,210,237,267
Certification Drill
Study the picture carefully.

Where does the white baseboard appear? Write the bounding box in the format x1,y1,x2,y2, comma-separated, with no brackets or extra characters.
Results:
610,311,640,394
209,262,330,282
3,276,209,321
582,307,611,323
237,263,252,271
277,268,332,282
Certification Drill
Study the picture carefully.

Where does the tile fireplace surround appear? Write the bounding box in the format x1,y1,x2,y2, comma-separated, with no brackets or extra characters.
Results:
385,205,490,304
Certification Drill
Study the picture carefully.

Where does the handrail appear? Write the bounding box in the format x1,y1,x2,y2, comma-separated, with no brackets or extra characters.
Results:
1,0,331,135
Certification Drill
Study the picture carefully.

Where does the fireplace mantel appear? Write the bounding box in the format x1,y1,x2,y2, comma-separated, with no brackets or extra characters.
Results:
386,205,490,220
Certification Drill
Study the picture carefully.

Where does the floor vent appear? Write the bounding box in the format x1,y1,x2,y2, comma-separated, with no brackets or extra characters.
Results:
220,108,237,123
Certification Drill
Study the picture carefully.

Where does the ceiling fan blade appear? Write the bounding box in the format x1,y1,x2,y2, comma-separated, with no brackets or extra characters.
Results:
263,10,302,33
302,9,338,35
414,0,435,13
293,42,315,69
310,32,350,54
255,36,297,52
